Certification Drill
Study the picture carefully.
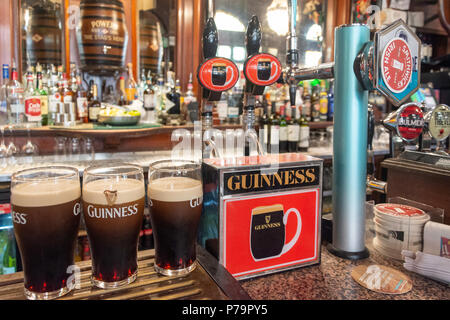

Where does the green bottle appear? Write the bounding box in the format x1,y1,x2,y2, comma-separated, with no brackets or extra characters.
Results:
2,231,16,274
36,65,48,126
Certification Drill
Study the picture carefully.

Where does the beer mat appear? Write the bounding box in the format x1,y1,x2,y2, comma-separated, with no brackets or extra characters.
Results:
351,265,412,295
49,123,161,130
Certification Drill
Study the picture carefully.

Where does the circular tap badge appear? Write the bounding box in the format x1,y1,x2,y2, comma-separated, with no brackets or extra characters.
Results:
243,53,282,87
396,103,424,141
381,38,413,94
428,104,450,141
197,57,239,92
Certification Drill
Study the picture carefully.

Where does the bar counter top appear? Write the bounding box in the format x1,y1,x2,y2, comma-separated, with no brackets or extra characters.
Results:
240,241,449,300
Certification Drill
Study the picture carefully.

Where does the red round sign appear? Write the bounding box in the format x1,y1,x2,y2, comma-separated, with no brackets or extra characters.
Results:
243,53,282,87
381,38,412,94
396,103,424,141
197,57,239,92
375,204,425,218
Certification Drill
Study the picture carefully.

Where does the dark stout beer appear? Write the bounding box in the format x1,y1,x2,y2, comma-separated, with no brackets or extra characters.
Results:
11,178,81,299
148,176,203,275
83,178,145,288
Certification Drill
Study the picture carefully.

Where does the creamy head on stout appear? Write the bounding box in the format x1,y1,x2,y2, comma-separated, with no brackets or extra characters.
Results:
148,176,202,203
83,178,145,205
11,180,81,207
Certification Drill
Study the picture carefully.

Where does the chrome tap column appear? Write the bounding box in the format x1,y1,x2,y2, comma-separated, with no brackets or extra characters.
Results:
327,24,370,259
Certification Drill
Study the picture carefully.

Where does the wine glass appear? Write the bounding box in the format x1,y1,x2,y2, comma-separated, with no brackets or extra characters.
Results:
21,124,38,163
6,125,18,165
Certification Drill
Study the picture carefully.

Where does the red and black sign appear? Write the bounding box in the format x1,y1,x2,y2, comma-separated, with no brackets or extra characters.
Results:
397,103,424,141
197,57,239,92
381,38,413,94
243,53,282,87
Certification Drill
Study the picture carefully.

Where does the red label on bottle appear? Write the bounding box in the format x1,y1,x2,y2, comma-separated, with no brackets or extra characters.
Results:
381,38,412,93
197,57,239,92
397,103,423,141
243,53,282,87
25,97,41,117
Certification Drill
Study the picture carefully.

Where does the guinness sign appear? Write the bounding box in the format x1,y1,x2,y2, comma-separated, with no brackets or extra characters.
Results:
200,153,323,280
223,166,320,196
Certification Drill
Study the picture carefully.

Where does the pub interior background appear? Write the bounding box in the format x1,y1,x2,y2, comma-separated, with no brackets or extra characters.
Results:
0,0,448,301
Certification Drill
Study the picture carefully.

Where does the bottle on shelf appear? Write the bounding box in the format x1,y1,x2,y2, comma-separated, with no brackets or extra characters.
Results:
288,106,299,153
269,102,280,154
319,80,328,122
7,62,25,126
47,65,60,126
88,84,101,123
279,105,288,153
0,64,9,124
165,73,180,115
138,68,147,101
327,80,334,121
125,63,137,104
60,73,75,117
36,64,48,126
299,111,310,152
302,81,311,122
2,231,16,275
142,76,156,124
24,68,41,126
117,77,127,106
310,80,320,122
182,73,197,123
76,75,88,123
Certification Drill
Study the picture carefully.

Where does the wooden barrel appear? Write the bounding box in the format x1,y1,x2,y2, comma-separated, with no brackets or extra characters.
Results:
22,7,62,68
77,0,128,74
139,11,164,74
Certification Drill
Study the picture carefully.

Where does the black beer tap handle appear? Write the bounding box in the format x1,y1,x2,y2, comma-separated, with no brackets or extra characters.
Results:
203,18,218,59
245,16,261,57
367,105,375,151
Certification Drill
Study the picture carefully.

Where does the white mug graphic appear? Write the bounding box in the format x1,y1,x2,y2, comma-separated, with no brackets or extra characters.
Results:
250,204,302,261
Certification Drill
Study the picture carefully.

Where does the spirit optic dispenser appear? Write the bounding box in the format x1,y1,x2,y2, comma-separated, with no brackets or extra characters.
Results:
286,0,421,259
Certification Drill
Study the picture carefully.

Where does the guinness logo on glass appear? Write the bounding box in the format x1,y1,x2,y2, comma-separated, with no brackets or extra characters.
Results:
104,190,118,206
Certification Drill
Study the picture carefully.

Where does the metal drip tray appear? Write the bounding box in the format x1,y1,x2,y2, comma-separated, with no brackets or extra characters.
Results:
398,150,450,170
0,246,250,300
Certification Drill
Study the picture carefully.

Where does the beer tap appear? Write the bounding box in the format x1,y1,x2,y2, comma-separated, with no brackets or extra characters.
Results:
286,0,422,260
197,18,239,159
242,16,282,156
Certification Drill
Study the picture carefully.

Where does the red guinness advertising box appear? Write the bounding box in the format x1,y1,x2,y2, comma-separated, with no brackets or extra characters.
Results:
199,153,323,280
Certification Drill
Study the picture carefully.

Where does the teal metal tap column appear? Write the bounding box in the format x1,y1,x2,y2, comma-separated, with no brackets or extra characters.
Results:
327,24,370,260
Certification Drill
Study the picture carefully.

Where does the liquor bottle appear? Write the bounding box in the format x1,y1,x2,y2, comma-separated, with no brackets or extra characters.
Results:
102,85,116,104
269,102,280,154
302,81,311,122
182,73,197,123
48,65,60,126
279,105,288,153
88,84,101,123
310,81,320,122
155,76,165,112
2,231,16,274
125,63,137,104
87,80,94,102
298,112,310,152
60,73,74,116
24,70,41,126
137,68,147,101
142,77,156,124
319,80,328,121
7,63,25,125
288,107,300,153
327,80,334,121
36,65,48,126
76,76,89,123
165,74,180,115
0,64,9,124
117,77,127,106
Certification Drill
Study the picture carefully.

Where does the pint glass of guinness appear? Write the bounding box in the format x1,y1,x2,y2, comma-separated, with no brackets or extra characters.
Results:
82,163,145,288
11,166,81,300
148,160,203,276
